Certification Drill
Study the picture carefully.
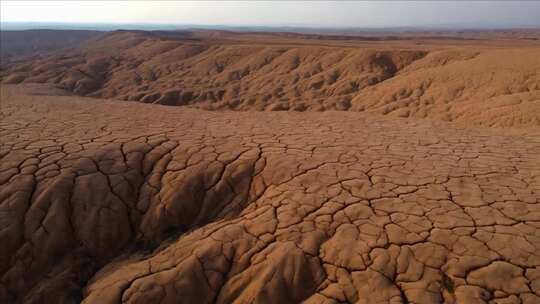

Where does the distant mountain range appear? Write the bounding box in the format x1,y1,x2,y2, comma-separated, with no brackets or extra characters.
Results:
2,21,540,32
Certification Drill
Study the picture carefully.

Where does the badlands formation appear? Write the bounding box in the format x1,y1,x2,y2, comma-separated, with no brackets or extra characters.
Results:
0,30,540,304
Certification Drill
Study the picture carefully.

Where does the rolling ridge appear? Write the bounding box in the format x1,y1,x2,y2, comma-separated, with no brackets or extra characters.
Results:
2,30,539,127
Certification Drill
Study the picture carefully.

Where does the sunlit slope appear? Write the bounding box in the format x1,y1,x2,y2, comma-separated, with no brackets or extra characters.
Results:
2,30,539,127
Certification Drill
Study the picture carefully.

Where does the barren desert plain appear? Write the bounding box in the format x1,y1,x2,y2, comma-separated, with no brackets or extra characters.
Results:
1,29,540,304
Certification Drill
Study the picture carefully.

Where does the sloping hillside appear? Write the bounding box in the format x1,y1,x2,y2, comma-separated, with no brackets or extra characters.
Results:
1,30,539,127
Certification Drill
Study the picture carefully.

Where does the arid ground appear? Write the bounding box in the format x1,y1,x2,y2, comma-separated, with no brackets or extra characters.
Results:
1,30,540,304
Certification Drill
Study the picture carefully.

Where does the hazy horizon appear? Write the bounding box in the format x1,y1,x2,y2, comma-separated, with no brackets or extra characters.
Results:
1,1,540,30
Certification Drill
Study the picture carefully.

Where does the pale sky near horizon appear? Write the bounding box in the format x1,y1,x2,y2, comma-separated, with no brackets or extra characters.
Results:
1,1,540,28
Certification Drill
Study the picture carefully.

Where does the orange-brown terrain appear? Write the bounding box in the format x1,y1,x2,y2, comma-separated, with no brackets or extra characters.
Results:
2,30,540,127
1,30,540,304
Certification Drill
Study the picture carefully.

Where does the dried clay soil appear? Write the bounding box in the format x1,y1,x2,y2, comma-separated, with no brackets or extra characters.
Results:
1,30,540,304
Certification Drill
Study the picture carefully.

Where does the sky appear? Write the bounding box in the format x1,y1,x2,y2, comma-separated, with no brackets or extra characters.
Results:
1,1,540,29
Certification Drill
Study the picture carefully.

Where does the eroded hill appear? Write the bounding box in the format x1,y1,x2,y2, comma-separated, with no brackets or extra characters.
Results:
1,29,540,304
1,30,539,127
1,84,540,304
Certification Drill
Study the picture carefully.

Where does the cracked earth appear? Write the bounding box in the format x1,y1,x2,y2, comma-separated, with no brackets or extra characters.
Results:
1,84,539,303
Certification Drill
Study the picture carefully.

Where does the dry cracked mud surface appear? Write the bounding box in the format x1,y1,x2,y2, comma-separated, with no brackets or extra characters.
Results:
1,84,540,303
